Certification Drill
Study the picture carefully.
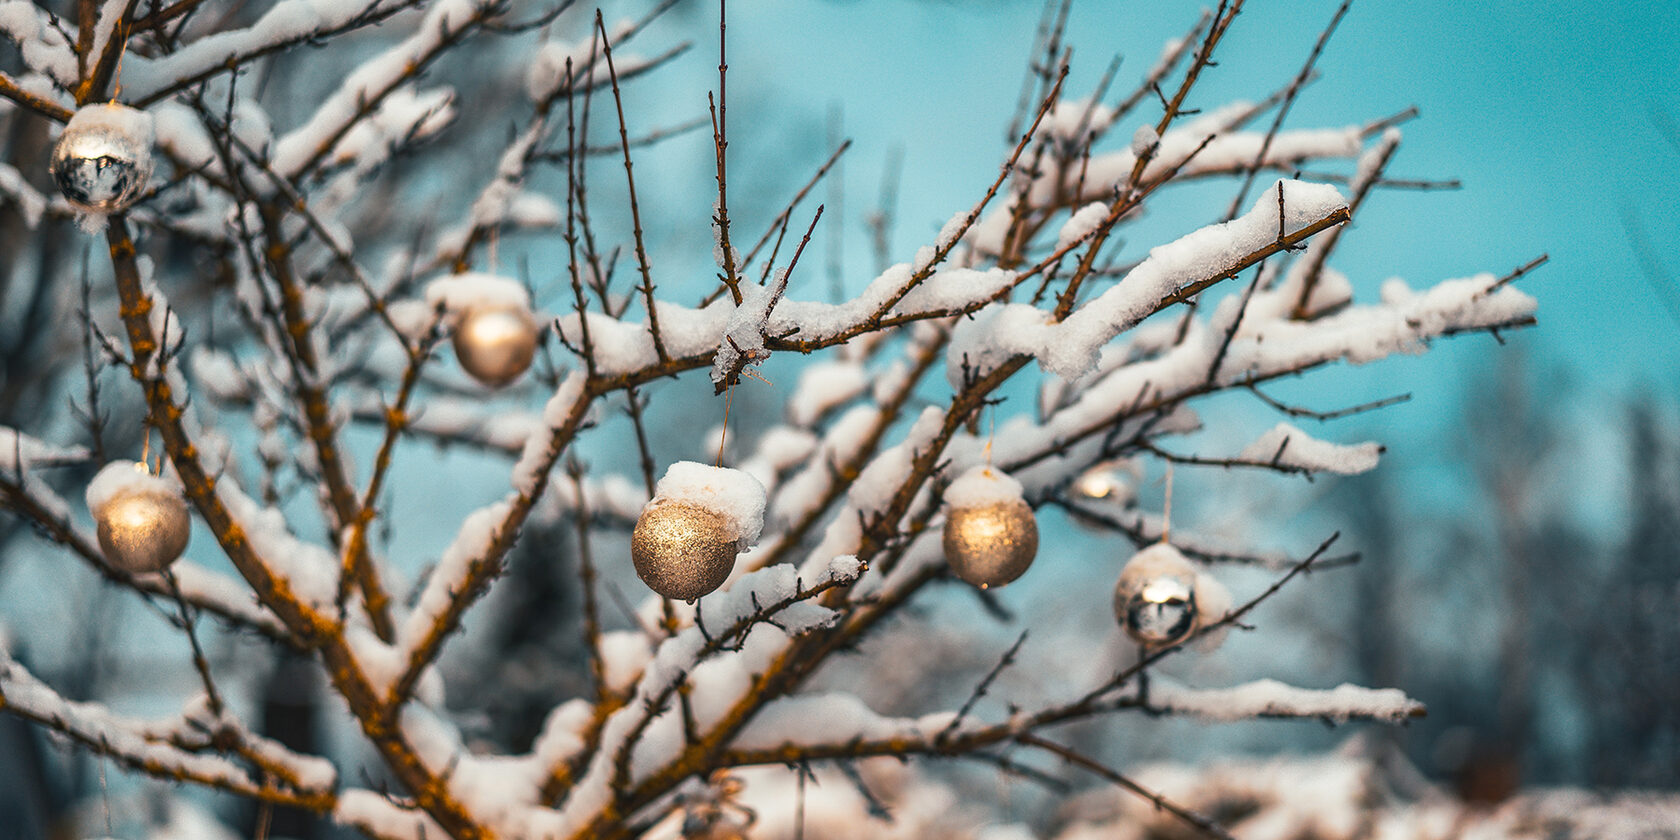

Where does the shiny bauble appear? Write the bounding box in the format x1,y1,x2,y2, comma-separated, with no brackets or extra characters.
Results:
1113,543,1199,646
90,464,191,574
49,103,154,214
453,303,539,387
631,500,739,601
944,499,1039,589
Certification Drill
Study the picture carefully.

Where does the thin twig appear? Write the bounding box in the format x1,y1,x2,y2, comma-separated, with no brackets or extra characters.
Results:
598,10,668,364
1015,733,1237,840
1223,0,1351,220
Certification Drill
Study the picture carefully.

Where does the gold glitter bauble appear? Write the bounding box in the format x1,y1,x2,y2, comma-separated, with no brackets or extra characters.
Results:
49,103,153,214
943,498,1038,589
453,304,539,387
1113,544,1199,646
96,485,191,574
631,501,738,601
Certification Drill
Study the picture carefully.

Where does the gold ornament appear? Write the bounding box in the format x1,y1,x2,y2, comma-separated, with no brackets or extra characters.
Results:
631,500,739,601
453,303,539,387
1113,543,1199,646
92,466,191,574
50,103,154,214
943,498,1039,589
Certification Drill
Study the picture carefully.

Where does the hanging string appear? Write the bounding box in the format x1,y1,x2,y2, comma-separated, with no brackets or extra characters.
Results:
254,796,273,840
99,757,112,837
793,764,806,840
1161,463,1175,544
139,423,154,475
110,23,130,100
715,365,772,467
715,385,733,468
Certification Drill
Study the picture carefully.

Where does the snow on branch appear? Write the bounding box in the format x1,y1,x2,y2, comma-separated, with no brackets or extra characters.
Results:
214,479,342,611
988,274,1535,493
552,262,1016,380
951,179,1349,383
430,120,562,271
1146,677,1426,724
710,270,786,391
336,789,447,840
1233,422,1382,475
0,161,45,227
538,557,863,834
383,495,518,693
124,0,419,106
1054,500,1360,571
0,425,89,473
0,2,77,89
0,435,288,639
733,692,952,753
268,0,504,179
0,650,334,811
379,372,593,706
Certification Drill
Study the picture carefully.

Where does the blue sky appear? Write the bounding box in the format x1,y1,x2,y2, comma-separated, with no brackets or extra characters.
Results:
694,0,1680,393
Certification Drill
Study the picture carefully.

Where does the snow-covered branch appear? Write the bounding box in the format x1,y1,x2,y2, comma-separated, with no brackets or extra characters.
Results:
0,650,335,812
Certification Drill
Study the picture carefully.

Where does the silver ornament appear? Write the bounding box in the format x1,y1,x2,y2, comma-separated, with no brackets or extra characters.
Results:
1113,543,1199,646
631,500,738,601
943,498,1039,589
95,483,191,574
49,103,154,214
453,303,539,387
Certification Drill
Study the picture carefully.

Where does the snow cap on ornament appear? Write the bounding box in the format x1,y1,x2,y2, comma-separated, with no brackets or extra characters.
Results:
942,464,1038,589
85,461,190,574
632,462,767,601
50,102,155,228
425,273,541,387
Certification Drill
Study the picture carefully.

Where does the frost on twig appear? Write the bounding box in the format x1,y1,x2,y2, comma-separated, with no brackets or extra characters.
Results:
0,649,334,810
1142,678,1426,724
1233,422,1382,476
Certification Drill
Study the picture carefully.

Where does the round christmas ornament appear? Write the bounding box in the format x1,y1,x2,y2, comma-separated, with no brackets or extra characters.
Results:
1072,459,1139,504
49,103,155,215
1113,542,1199,646
86,461,190,574
454,304,539,386
942,465,1038,589
425,273,541,387
631,462,767,601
